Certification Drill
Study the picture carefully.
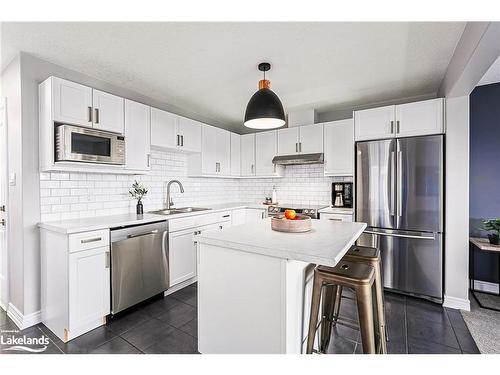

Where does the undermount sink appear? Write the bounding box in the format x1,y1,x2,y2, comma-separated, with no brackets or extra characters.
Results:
149,207,211,216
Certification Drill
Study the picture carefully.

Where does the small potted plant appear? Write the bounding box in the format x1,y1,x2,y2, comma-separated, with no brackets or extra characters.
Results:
482,218,500,245
129,180,148,215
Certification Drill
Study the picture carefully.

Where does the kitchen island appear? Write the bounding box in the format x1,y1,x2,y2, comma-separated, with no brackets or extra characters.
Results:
195,218,366,354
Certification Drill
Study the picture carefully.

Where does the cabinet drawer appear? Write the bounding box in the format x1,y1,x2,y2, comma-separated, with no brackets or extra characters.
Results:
320,213,353,222
69,229,110,253
169,211,232,232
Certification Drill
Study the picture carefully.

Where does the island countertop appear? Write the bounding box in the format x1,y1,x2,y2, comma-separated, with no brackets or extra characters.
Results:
195,218,367,267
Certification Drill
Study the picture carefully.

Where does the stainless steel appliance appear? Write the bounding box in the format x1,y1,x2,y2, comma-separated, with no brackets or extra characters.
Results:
55,124,125,165
272,153,324,165
332,182,353,208
110,221,169,314
267,204,327,219
356,135,443,302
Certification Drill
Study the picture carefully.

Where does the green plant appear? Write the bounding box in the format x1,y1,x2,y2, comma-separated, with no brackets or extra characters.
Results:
129,180,148,203
482,219,500,236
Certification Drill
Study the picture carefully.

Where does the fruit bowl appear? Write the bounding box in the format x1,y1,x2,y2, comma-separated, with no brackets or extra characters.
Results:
271,213,312,233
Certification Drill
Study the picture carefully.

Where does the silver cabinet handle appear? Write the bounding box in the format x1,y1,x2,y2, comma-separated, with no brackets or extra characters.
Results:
397,150,402,216
88,106,93,122
299,142,302,153
396,120,400,134
295,142,298,153
105,251,110,268
390,120,394,134
181,135,184,147
81,237,102,244
0,205,5,212
127,229,159,239
147,154,151,168
95,108,99,124
219,225,223,229
177,134,180,146
251,164,254,174
222,214,230,218
389,151,395,216
364,230,435,240
328,218,342,221
0,219,5,226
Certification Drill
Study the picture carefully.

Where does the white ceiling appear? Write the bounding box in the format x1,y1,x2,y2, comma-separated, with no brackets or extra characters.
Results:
478,54,500,86
1,22,465,132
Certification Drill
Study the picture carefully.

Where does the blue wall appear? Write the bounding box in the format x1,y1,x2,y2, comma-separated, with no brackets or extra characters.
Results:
469,82,500,283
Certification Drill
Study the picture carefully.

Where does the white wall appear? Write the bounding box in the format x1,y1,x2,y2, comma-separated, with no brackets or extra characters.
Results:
443,96,470,310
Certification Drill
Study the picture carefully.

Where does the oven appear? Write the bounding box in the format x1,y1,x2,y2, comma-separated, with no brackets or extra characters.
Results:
55,124,125,165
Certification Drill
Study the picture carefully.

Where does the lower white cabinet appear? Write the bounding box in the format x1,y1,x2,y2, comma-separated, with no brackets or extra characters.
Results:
41,228,110,342
231,208,267,225
320,213,353,222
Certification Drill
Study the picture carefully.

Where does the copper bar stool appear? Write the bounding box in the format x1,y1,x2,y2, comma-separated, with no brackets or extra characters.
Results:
320,245,388,354
306,260,376,354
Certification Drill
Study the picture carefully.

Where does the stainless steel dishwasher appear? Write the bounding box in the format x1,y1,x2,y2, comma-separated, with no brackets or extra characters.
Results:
110,221,169,314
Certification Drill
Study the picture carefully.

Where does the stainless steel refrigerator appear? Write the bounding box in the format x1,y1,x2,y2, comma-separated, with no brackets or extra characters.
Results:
356,135,443,302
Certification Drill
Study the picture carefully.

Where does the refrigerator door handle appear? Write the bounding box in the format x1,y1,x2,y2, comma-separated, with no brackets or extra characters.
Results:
397,150,403,217
389,151,395,216
364,230,436,240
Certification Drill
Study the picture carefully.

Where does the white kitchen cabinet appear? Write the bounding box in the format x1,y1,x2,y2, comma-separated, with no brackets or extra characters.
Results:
178,116,202,153
323,119,354,176
277,127,299,155
240,134,256,176
354,105,395,141
245,208,267,222
51,77,93,127
277,123,323,155
201,125,218,175
255,131,279,176
195,125,230,176
92,89,124,134
169,228,198,287
320,213,353,222
395,98,444,137
231,209,246,225
216,128,231,176
299,123,323,154
230,133,241,177
151,107,179,150
125,100,151,171
69,246,110,337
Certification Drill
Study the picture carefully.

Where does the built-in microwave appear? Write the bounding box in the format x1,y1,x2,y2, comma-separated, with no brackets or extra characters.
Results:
55,124,125,165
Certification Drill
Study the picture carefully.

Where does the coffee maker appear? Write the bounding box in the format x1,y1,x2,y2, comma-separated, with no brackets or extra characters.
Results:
332,182,353,208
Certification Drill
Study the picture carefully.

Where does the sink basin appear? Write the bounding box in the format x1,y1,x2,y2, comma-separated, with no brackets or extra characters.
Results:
149,207,211,216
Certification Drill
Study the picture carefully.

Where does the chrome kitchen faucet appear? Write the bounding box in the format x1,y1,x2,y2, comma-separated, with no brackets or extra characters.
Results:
165,180,185,209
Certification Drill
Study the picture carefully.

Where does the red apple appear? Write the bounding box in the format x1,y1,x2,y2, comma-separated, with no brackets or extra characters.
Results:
284,209,297,220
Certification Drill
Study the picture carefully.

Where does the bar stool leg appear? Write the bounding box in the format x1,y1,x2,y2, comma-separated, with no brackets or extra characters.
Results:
355,284,376,354
373,261,387,353
332,285,343,323
319,284,338,353
306,272,323,354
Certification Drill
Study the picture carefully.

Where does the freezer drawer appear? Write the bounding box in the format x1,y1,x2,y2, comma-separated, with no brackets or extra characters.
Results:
357,229,442,301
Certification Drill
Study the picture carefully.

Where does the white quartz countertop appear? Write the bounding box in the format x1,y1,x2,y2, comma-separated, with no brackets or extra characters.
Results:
318,206,354,215
196,218,367,267
39,202,269,234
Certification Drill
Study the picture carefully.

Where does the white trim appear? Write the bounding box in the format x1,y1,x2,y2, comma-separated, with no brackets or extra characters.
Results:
473,279,499,294
164,277,197,296
7,303,42,330
0,97,8,312
443,295,470,311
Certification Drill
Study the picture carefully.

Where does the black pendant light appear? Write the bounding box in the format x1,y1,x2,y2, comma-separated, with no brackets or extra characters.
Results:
244,62,285,129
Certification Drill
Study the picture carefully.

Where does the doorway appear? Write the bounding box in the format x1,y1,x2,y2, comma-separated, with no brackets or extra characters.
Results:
0,97,8,311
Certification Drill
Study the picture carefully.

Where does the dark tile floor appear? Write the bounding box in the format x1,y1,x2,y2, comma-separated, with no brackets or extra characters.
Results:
0,283,479,354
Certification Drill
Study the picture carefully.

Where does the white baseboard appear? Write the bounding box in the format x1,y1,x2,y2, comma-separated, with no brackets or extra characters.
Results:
7,303,42,330
164,277,197,296
473,279,499,294
443,295,470,311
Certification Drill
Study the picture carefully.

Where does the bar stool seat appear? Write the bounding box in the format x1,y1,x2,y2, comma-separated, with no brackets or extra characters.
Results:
306,260,377,354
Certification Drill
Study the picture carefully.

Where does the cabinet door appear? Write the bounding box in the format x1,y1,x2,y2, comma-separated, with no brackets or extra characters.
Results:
277,127,299,155
323,119,354,176
69,247,110,332
231,209,246,225
240,134,256,176
179,117,202,152
216,128,231,176
299,123,323,154
245,208,266,222
125,100,151,171
52,77,93,127
169,229,197,286
230,133,241,177
201,125,218,174
151,108,179,149
92,89,124,134
354,105,395,141
256,131,278,176
320,213,353,222
395,98,444,137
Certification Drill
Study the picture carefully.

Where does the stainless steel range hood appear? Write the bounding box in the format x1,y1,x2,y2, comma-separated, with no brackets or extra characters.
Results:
272,153,324,165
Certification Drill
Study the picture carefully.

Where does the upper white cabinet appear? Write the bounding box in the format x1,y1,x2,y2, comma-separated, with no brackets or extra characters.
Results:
51,77,93,127
216,128,231,176
354,98,444,141
230,133,241,177
125,100,151,171
395,98,444,137
255,131,282,176
92,90,124,134
323,119,354,176
188,125,230,176
277,123,323,155
240,134,256,176
151,109,201,153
